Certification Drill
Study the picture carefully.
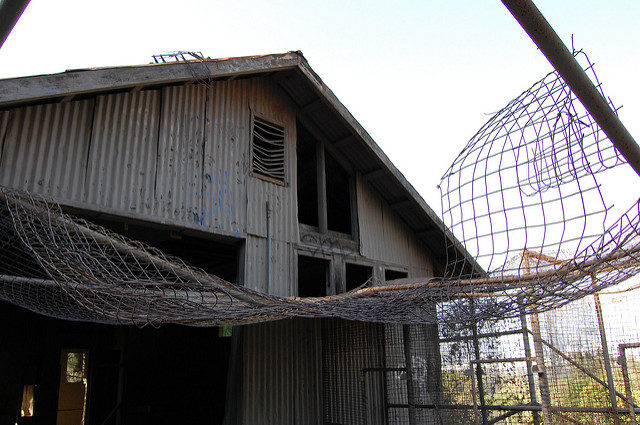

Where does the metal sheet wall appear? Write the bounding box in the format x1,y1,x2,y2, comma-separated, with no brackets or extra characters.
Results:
0,100,94,202
154,84,207,226
241,318,321,425
245,78,298,243
85,90,161,212
243,235,293,295
0,78,298,240
357,175,433,275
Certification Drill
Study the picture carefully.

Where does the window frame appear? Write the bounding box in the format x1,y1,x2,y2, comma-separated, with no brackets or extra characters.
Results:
249,113,287,187
295,119,358,240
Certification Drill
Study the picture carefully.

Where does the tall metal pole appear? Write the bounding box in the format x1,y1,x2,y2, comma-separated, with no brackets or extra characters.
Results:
619,345,639,425
530,313,554,425
592,276,620,425
523,252,554,424
501,0,640,179
520,311,541,425
0,0,30,49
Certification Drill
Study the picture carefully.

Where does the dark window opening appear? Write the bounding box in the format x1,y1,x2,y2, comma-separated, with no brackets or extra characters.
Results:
297,122,319,227
345,263,372,292
156,236,239,284
251,116,285,184
325,151,352,234
385,269,408,281
298,255,329,297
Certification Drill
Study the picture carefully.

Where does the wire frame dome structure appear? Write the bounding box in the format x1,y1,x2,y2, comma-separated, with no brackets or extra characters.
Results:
0,51,639,327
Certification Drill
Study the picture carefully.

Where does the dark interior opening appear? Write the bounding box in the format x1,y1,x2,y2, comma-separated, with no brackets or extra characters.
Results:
0,304,233,425
0,207,48,279
345,263,372,292
81,217,241,284
296,121,319,227
325,151,352,234
298,255,329,297
385,269,408,281
0,206,242,285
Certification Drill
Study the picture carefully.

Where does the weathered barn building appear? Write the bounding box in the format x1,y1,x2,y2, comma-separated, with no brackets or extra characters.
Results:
0,52,468,425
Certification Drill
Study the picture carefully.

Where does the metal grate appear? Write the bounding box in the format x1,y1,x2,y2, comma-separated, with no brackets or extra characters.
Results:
251,116,286,184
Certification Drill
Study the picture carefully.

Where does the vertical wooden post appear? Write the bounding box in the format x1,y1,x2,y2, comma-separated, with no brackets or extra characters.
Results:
520,312,541,425
523,251,554,424
592,275,620,425
469,362,481,425
530,312,554,424
402,325,417,425
471,322,488,425
316,143,327,234
619,346,638,425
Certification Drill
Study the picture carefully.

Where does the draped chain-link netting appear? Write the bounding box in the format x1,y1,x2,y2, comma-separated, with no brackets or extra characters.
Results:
0,51,639,327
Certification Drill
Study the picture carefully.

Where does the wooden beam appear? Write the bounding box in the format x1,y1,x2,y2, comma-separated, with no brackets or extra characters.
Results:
317,143,328,234
390,199,414,211
333,134,354,150
297,115,353,174
0,52,301,107
362,168,385,181
416,228,439,239
300,97,323,115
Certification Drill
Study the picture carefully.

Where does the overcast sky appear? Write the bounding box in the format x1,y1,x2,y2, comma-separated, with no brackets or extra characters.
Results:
1,0,638,215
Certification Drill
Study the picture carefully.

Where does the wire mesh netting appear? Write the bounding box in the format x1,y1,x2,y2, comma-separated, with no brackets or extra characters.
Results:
0,46,639,423
318,283,640,424
0,51,639,329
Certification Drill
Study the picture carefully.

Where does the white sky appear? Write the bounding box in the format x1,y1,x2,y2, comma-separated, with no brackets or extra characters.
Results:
1,0,638,217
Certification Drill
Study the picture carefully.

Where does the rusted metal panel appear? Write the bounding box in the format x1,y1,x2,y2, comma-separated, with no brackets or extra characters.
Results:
242,319,320,425
243,234,292,296
154,84,207,226
84,90,160,212
357,175,432,273
202,80,249,236
246,78,298,244
0,99,93,202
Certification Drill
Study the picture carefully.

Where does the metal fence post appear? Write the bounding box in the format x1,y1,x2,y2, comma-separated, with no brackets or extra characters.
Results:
520,312,541,425
592,275,620,425
530,313,554,424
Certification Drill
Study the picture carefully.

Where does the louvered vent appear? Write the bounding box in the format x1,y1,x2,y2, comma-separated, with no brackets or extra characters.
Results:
251,117,286,184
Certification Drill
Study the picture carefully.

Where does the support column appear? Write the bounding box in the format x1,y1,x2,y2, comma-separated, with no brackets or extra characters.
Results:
530,313,553,424
520,312,541,425
523,251,553,424
402,325,417,425
592,280,620,425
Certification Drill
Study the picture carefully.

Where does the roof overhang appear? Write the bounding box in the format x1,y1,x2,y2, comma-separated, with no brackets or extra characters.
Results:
0,51,483,276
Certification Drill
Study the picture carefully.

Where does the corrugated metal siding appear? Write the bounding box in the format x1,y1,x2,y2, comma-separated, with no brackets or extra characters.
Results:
154,84,207,225
0,77,298,239
243,235,292,295
203,80,248,236
0,100,93,202
246,78,298,243
242,319,320,425
85,90,160,211
357,175,432,274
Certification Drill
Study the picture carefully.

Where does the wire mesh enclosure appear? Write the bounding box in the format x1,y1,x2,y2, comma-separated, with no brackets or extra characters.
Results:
0,46,640,424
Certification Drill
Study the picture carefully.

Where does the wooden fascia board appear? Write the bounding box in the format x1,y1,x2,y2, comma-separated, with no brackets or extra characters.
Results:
0,52,301,107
